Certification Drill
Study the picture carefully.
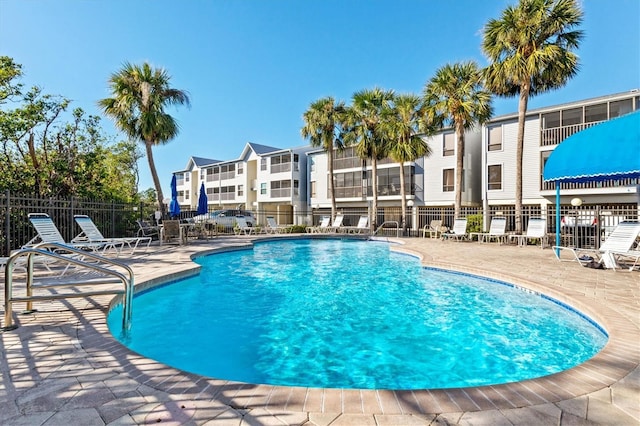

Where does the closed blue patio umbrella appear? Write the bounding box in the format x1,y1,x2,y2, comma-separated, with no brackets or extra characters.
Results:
197,183,208,215
168,175,181,219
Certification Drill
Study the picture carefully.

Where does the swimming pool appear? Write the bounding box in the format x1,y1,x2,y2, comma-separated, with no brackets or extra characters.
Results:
108,239,607,390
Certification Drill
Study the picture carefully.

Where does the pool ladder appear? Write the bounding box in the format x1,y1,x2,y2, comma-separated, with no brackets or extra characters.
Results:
372,221,400,239
2,242,134,332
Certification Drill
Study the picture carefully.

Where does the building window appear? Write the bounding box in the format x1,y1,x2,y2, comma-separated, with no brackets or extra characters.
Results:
310,157,316,172
443,169,454,192
562,107,583,126
237,163,244,175
488,126,502,151
184,173,190,182
220,164,235,180
238,184,243,196
443,133,455,156
488,165,502,190
585,103,608,123
260,182,267,195
261,158,267,171
541,111,561,129
610,99,633,118
310,181,316,198
185,190,190,200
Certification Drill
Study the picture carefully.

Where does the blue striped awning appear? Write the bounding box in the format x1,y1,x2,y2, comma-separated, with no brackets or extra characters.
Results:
543,110,640,183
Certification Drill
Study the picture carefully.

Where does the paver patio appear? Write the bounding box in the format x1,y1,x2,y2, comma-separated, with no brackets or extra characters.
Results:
1,235,638,425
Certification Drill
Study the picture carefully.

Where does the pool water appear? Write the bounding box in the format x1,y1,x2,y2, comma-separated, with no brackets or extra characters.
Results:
108,239,607,390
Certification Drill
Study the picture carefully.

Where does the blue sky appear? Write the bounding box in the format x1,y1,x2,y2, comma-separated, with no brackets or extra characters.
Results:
1,0,639,196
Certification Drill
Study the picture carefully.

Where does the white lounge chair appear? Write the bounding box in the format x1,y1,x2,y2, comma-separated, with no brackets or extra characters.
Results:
553,220,640,270
470,216,508,244
344,216,370,234
441,218,469,241
233,217,254,235
508,217,548,248
73,215,152,254
306,216,330,234
325,214,344,233
26,213,122,255
265,216,288,234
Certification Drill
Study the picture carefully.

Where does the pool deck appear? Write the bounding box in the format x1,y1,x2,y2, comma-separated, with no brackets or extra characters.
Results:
0,235,638,425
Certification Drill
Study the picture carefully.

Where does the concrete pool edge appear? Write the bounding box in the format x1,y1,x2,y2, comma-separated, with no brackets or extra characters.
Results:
91,235,640,417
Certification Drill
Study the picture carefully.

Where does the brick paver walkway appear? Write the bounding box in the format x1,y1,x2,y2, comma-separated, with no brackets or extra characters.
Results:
1,235,638,425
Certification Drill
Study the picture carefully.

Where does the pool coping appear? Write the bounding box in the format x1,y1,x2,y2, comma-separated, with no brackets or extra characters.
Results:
99,236,639,415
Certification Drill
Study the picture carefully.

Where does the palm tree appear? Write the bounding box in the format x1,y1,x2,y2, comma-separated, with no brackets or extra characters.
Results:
343,87,395,231
423,61,493,219
482,0,583,232
98,62,190,218
301,97,346,222
382,93,432,234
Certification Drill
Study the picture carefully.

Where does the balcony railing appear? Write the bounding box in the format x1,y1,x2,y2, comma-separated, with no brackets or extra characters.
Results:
270,188,292,198
542,177,639,191
540,121,602,146
270,163,292,174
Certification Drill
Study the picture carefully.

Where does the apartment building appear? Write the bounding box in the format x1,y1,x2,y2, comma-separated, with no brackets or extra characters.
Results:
174,90,638,228
174,142,313,225
482,90,640,212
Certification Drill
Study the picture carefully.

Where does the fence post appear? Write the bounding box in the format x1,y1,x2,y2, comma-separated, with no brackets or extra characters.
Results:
4,190,10,257
111,201,116,237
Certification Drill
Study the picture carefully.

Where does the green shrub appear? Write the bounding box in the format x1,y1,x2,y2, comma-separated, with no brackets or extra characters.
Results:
466,214,483,237
286,224,307,233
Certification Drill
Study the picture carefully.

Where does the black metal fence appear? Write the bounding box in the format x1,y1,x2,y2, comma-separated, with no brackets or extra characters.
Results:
2,190,637,256
1,191,157,257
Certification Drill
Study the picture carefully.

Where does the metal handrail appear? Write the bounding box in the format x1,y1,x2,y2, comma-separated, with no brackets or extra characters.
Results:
373,221,400,238
2,242,134,332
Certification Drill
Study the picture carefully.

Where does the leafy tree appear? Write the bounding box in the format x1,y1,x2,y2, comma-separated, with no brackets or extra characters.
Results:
99,62,190,217
0,56,141,200
423,61,493,218
301,96,346,221
482,0,583,232
343,87,395,231
382,93,432,233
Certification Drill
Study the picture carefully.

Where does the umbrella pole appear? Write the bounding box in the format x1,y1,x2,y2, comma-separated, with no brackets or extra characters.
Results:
555,184,561,257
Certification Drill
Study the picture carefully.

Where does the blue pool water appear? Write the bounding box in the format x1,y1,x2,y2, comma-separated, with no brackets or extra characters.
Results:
108,239,607,390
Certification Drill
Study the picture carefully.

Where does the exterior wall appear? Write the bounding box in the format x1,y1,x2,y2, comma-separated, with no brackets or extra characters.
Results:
485,115,543,204
422,128,482,207
484,90,640,208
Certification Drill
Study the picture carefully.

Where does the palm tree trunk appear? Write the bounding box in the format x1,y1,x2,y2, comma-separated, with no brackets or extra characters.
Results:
455,122,465,218
328,146,337,222
515,86,530,234
399,162,407,234
145,140,166,218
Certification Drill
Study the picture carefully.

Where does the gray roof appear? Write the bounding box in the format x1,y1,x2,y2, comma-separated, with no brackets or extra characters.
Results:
191,156,220,167
247,142,280,155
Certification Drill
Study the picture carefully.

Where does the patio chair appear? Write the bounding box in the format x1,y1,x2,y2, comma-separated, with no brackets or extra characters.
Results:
136,219,160,239
325,214,344,233
233,217,254,235
266,216,290,234
160,220,186,245
470,216,508,244
26,213,122,255
441,218,469,241
73,215,152,255
422,219,448,239
344,215,370,234
553,220,640,270
508,217,549,248
306,216,330,234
